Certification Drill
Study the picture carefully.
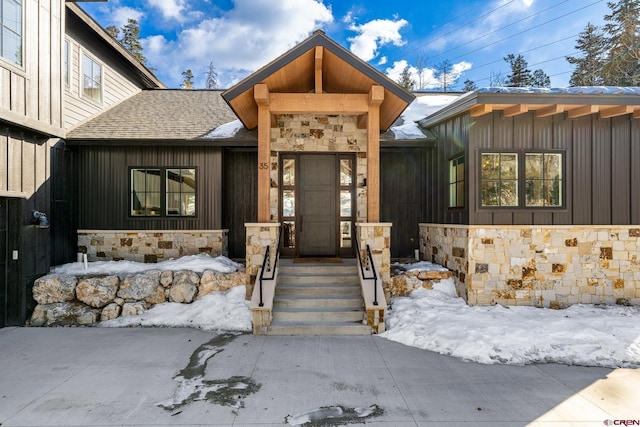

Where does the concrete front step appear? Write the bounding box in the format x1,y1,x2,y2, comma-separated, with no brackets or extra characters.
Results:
273,307,364,322
277,274,360,286
266,321,372,336
273,294,364,309
276,283,361,296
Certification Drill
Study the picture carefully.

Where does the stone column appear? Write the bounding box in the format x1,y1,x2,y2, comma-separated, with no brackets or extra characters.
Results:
356,223,392,288
245,223,281,298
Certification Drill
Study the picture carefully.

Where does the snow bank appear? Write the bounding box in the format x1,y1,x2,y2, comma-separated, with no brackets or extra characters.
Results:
390,94,460,139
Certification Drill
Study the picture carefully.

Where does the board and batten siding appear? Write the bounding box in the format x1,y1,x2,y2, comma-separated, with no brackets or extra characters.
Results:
76,145,223,230
63,12,145,130
428,110,640,226
0,0,64,137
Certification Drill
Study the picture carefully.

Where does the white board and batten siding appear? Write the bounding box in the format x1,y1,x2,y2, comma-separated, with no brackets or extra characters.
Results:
0,0,64,199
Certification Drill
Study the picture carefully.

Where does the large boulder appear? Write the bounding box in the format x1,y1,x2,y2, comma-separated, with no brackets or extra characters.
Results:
121,301,147,317
29,302,100,326
118,274,165,305
198,271,248,299
76,276,119,308
160,270,173,288
387,275,424,297
168,270,199,303
101,303,121,321
32,274,77,304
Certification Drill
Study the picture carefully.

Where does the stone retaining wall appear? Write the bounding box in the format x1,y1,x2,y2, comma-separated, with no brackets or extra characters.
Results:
28,269,247,327
420,223,640,308
78,230,228,263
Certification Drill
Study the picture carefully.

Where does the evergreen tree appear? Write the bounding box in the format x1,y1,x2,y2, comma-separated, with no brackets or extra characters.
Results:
462,79,478,92
602,0,640,85
121,19,146,65
397,66,415,90
504,54,533,87
105,25,120,39
181,69,194,89
566,23,606,86
435,59,453,92
205,62,218,89
532,69,551,87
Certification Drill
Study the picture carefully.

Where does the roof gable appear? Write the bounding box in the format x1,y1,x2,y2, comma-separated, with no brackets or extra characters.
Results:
222,30,415,131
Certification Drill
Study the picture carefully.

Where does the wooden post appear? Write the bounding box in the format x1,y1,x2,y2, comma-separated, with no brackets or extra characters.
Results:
254,84,271,222
367,85,384,222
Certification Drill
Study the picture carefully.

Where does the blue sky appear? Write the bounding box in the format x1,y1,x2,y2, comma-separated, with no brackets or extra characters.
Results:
79,0,612,90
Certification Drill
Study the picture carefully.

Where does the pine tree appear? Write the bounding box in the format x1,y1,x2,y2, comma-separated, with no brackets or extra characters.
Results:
504,54,533,87
397,66,415,90
436,59,453,92
566,23,606,86
205,62,218,89
532,69,551,87
105,25,120,39
602,0,640,85
181,69,194,89
121,19,146,65
462,79,478,92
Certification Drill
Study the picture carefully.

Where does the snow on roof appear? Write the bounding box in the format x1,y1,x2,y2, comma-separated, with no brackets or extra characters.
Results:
389,93,461,139
202,119,245,139
477,86,640,95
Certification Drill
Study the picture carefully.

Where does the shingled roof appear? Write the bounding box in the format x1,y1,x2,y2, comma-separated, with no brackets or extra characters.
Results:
66,90,256,144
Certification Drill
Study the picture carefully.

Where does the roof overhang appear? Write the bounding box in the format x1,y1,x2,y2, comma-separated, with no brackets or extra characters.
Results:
222,30,415,132
418,88,640,128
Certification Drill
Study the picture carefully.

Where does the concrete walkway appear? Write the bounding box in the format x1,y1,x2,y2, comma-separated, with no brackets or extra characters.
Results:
0,327,637,426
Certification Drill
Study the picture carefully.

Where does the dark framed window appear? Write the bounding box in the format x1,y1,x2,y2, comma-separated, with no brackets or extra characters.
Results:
1,0,22,66
82,52,102,103
448,154,465,208
130,167,196,217
480,151,564,208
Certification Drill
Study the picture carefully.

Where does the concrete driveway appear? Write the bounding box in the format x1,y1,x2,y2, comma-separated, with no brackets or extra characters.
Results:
0,327,637,426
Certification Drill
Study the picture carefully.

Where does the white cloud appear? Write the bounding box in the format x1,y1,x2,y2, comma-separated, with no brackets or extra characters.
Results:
377,56,387,65
147,0,187,20
385,59,472,90
145,0,333,87
347,18,408,62
110,7,144,29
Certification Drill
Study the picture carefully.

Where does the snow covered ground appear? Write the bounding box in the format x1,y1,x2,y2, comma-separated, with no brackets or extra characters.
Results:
51,255,640,368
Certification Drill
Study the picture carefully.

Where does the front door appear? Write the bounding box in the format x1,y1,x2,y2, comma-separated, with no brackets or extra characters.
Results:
280,154,355,257
299,154,335,256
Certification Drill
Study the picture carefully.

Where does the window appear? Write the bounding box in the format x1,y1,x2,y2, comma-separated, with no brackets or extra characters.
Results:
525,153,562,207
63,39,69,87
82,52,102,102
480,151,563,208
130,168,196,217
1,0,22,66
449,154,465,208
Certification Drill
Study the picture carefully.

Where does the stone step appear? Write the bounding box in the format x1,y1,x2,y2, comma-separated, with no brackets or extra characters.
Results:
272,307,364,322
278,274,360,286
276,283,361,296
266,321,372,336
273,294,364,309
278,264,356,276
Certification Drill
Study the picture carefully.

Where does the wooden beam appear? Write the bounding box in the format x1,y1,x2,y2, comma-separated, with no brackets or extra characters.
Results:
634,109,640,119
269,93,369,114
470,104,492,117
503,104,528,118
255,84,271,222
600,105,633,119
536,104,564,118
367,89,383,222
567,105,598,119
315,46,323,94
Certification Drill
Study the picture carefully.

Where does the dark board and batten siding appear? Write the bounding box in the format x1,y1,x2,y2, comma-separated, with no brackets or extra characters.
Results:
428,110,640,226
76,146,222,230
223,149,257,259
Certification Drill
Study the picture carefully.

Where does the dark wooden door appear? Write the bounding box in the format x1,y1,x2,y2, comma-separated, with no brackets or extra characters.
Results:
381,149,422,258
299,154,336,256
223,149,257,260
0,198,7,328
0,198,20,327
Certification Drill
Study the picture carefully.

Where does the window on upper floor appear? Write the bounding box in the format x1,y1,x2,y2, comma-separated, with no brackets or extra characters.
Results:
480,151,563,208
63,39,70,87
82,52,102,103
0,0,22,66
130,168,197,217
448,154,465,208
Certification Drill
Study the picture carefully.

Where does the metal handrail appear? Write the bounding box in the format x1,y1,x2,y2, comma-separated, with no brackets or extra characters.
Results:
257,226,282,307
353,224,379,306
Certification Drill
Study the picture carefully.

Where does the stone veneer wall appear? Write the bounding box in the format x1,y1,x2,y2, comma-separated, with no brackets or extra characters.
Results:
420,223,640,308
245,223,281,291
78,230,228,263
356,223,392,289
270,114,368,222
